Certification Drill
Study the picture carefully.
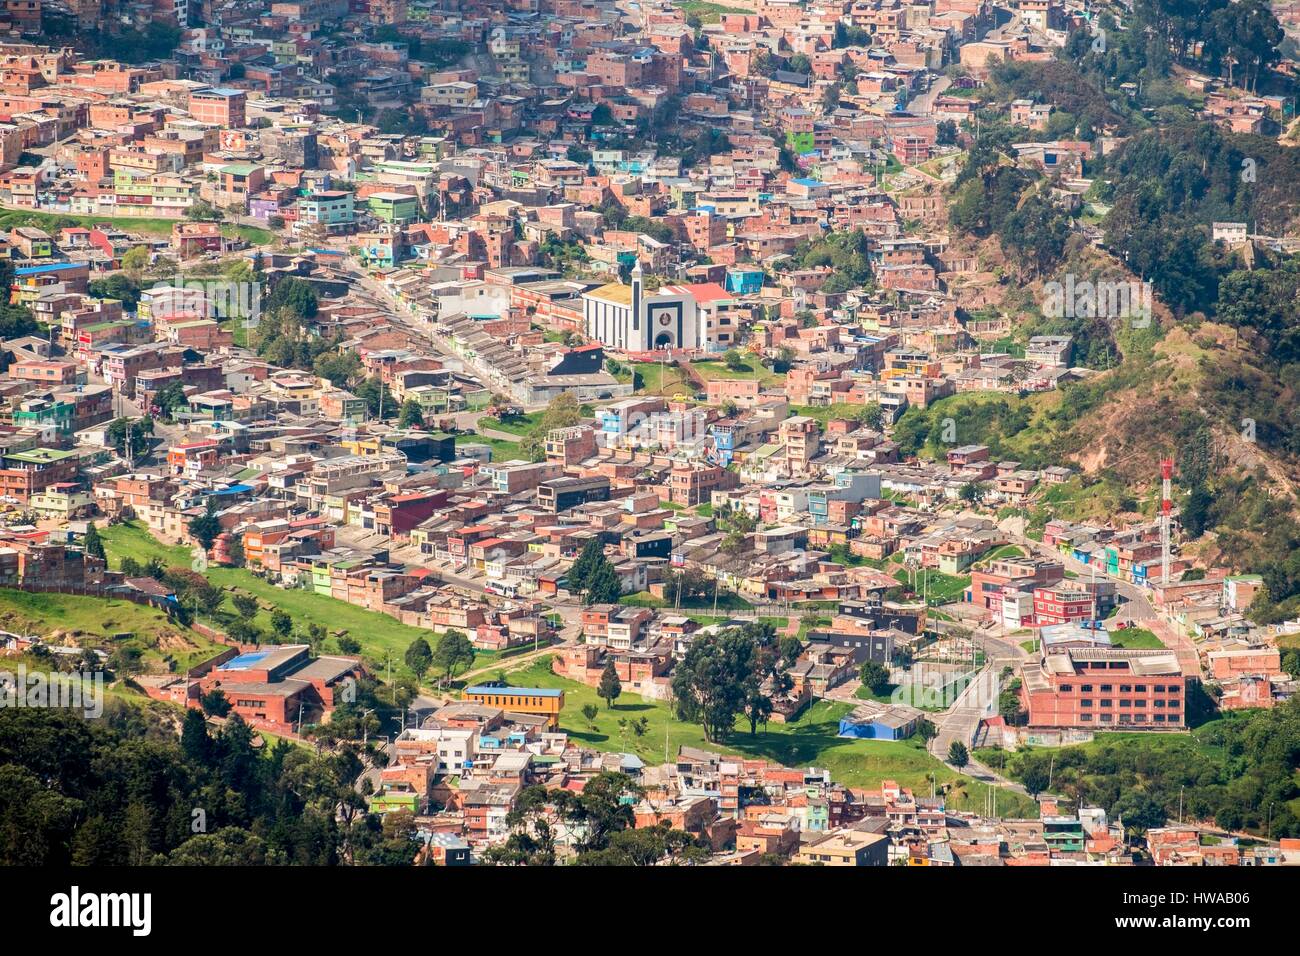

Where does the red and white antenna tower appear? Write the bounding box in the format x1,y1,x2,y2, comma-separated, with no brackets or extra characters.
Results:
1160,458,1174,585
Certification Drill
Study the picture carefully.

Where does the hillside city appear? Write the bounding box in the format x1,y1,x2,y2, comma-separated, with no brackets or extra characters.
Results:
0,0,1298,873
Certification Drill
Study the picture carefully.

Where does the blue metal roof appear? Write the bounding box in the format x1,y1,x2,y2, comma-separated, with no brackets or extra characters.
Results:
464,685,563,698
16,262,83,275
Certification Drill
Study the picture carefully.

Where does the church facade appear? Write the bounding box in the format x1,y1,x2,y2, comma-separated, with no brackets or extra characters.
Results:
582,265,700,353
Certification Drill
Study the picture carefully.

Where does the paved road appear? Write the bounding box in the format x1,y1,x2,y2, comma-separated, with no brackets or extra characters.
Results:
908,75,952,115
998,518,1200,678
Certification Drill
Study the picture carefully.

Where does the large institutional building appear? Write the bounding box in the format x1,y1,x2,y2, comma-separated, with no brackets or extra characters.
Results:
582,264,701,352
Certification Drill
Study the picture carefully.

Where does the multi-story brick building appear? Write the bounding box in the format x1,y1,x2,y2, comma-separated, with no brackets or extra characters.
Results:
1022,647,1186,730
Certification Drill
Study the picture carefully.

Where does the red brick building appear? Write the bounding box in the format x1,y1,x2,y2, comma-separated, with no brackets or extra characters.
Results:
1022,647,1186,730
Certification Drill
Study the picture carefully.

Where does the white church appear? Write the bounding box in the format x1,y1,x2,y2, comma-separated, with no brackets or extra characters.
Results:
582,263,701,353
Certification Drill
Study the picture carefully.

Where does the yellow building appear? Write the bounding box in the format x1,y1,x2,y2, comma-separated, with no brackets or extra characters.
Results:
794,830,890,866
463,686,564,729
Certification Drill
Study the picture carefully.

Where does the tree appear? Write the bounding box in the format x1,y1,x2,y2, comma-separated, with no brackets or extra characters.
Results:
597,658,622,709
520,392,584,461
121,245,150,277
188,498,222,552
859,660,891,696
106,416,153,460
1022,765,1049,797
356,376,394,419
723,348,746,371
947,741,969,769
581,703,599,728
180,708,211,764
397,398,425,429
671,622,779,743
232,593,259,620
916,719,937,743
855,403,884,430
432,630,475,684
269,610,293,640
959,481,987,506
404,637,433,681
585,562,622,606
88,273,142,311
265,276,318,318
314,350,361,388
152,380,188,421
779,635,802,668
200,688,231,717
82,524,104,560
568,537,605,595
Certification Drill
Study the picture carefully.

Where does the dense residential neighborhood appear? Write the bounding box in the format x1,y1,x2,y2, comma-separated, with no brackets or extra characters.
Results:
0,0,1298,886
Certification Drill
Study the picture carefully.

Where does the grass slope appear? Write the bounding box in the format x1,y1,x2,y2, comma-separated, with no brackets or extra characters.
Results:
508,658,1038,817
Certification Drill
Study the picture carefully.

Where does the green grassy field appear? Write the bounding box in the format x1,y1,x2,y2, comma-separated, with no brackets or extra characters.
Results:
690,357,785,387
619,590,755,612
978,544,1026,563
1108,627,1165,649
0,587,225,674
0,209,273,245
455,432,525,462
893,567,971,605
791,403,873,426
476,412,542,437
98,521,495,680
506,658,1038,816
633,361,692,397
674,0,754,23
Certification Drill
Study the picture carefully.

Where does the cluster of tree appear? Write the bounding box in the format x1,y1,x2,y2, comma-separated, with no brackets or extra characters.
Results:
88,273,143,311
42,13,181,65
891,396,1039,466
780,229,875,295
537,233,591,275
567,537,622,606
671,621,792,743
105,416,155,462
253,278,343,376
1130,0,1283,93
949,131,1072,280
403,630,475,687
518,392,585,461
0,259,41,341
985,59,1131,139
0,706,425,865
597,203,676,245
995,698,1300,838
480,771,710,865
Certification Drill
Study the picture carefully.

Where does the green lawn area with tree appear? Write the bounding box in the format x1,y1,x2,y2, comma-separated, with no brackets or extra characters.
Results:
506,658,1038,816
97,521,497,681
0,587,225,674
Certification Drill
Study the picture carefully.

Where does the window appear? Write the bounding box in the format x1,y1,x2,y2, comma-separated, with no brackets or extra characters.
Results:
1080,699,1092,708
1081,684,1093,692
1099,699,1112,708
1100,684,1113,692
1120,685,1132,693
